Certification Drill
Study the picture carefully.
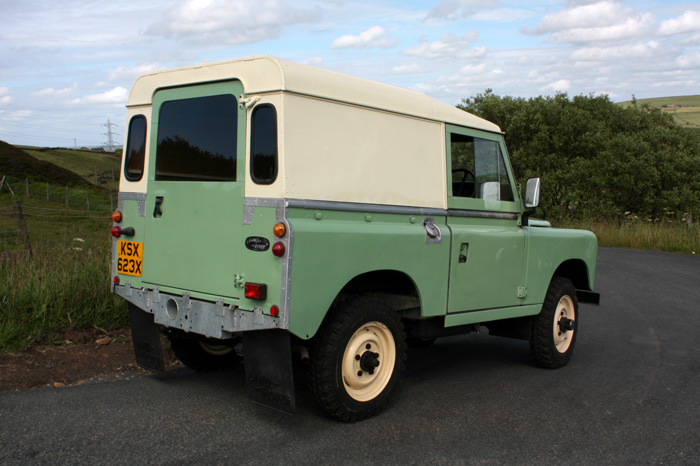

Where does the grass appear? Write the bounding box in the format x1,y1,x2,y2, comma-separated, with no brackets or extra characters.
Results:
559,219,700,255
0,193,126,353
0,245,128,353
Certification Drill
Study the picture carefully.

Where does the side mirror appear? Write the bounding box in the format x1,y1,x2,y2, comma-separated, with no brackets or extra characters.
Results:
524,177,540,209
481,181,501,201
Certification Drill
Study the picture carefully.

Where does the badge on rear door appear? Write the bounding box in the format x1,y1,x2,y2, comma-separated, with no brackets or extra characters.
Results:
245,236,270,252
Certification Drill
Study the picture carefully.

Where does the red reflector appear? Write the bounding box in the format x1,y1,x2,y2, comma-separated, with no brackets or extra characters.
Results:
272,242,285,257
244,283,267,301
113,276,120,285
111,226,121,237
270,305,279,317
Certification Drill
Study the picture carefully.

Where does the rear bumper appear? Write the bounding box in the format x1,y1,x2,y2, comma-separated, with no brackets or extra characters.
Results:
115,284,284,339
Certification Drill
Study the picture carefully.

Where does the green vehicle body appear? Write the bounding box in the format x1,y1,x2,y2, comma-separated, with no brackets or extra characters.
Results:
112,56,598,417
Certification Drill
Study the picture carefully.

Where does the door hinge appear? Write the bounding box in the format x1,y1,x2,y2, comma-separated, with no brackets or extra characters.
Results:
517,286,528,298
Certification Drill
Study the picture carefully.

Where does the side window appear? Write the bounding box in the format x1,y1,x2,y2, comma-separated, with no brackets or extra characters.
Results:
250,105,278,184
450,133,514,202
155,94,237,181
124,115,147,181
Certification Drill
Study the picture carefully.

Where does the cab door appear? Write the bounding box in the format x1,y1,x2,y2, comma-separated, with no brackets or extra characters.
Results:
445,125,525,313
141,81,246,300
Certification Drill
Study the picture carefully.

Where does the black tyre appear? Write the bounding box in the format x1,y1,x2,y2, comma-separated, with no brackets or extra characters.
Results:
169,336,241,372
530,276,578,369
309,296,406,422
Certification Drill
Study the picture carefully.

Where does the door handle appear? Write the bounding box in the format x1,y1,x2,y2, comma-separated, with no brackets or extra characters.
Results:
153,196,164,218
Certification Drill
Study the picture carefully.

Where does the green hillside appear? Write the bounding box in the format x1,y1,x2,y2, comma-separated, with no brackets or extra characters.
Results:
618,95,700,129
23,147,120,191
0,141,96,188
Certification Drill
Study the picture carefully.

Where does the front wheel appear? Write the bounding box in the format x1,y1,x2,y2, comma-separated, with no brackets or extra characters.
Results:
530,276,578,369
309,296,406,422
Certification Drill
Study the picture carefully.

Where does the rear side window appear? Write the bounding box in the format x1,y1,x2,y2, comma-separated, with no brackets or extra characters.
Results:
155,94,237,181
250,105,278,184
124,115,147,181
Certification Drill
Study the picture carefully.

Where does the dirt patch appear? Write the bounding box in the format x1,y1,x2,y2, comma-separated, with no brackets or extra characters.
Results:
0,327,175,391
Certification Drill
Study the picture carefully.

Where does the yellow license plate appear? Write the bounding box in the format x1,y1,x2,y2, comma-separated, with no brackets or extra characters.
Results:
117,240,143,277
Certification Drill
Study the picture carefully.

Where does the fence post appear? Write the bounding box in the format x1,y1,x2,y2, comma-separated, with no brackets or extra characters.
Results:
14,199,33,258
46,183,49,201
110,193,114,211
26,178,29,198
86,192,90,210
66,186,69,208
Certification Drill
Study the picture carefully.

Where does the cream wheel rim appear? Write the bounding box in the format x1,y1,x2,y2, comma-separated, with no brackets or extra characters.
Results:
342,322,396,402
553,295,575,353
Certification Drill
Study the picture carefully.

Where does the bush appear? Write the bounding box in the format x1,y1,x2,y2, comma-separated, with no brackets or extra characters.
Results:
459,91,700,223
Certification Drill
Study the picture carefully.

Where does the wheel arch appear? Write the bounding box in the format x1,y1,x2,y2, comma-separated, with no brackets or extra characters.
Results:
310,269,422,341
553,259,591,291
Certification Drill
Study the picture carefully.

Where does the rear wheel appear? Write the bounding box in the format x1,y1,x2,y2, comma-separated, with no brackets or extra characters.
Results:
530,276,578,369
309,296,406,422
169,336,240,372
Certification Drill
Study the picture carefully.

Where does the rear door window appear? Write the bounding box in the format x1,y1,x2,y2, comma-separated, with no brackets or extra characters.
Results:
155,94,237,181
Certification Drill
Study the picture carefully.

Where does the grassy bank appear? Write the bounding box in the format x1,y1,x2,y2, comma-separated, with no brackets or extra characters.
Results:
0,244,127,353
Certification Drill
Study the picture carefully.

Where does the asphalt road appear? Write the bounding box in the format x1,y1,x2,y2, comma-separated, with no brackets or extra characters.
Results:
2,248,699,465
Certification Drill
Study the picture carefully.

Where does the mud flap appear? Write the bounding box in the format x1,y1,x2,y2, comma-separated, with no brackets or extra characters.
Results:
243,329,296,415
128,304,165,373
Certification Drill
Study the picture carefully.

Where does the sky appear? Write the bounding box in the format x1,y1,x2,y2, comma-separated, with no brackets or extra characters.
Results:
1,0,699,148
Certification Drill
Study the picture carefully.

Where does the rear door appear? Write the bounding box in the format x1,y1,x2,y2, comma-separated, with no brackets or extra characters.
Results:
141,81,246,300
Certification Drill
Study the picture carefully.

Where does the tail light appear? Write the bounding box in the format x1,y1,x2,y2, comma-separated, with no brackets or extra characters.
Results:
244,282,267,300
111,226,121,237
112,211,122,223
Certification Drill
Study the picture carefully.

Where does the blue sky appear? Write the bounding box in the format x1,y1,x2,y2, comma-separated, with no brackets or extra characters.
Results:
1,0,699,148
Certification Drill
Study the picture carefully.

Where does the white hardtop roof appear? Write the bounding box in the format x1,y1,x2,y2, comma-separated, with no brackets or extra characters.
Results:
128,55,501,133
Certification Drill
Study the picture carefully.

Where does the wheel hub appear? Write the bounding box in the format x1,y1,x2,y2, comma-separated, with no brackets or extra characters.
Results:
558,317,576,332
359,351,380,373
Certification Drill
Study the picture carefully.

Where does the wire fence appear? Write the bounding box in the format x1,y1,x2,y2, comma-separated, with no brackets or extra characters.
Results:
0,175,115,212
0,198,111,256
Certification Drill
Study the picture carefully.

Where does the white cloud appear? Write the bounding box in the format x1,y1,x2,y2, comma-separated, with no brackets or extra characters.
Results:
524,1,629,34
523,1,653,44
544,79,571,92
31,84,78,98
303,57,324,66
548,13,654,43
676,51,700,69
392,63,423,74
330,26,397,49
459,63,486,75
72,87,128,105
0,88,10,105
471,8,535,23
426,0,497,21
572,41,661,61
659,10,700,36
147,0,321,46
106,64,162,83
404,32,483,59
